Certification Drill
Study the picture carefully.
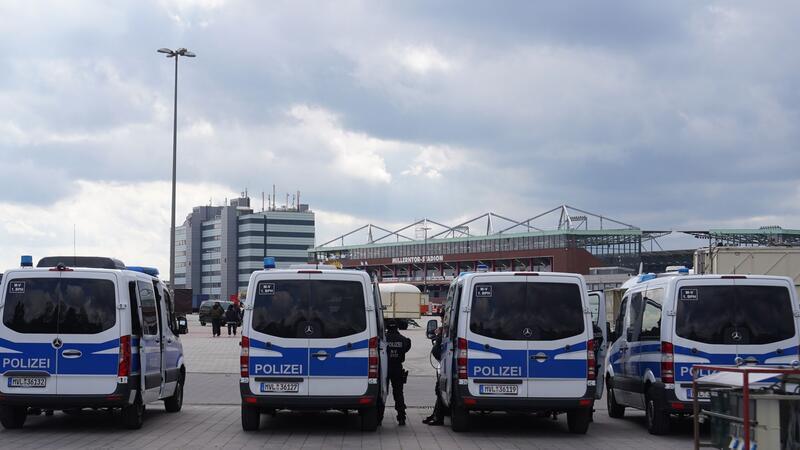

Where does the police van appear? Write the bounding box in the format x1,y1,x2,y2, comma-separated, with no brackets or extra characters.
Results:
605,271,800,434
434,271,603,433
239,258,388,431
0,256,187,429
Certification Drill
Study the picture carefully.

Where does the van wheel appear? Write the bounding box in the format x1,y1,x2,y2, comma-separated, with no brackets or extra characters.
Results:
0,405,27,429
645,391,670,435
360,406,379,431
164,376,184,412
241,405,260,431
567,407,592,434
607,384,625,418
450,404,469,432
121,397,145,430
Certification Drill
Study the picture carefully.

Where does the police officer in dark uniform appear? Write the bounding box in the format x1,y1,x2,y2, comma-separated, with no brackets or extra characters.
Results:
386,320,412,425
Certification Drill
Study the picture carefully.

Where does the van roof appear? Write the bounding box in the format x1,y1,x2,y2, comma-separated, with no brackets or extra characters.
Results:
630,273,795,289
458,271,585,282
4,266,157,280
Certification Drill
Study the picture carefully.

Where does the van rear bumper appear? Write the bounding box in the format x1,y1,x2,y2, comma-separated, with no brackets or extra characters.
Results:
456,385,595,412
0,384,134,409
240,382,380,410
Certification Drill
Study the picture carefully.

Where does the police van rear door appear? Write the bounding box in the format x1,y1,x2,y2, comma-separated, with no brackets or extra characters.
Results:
587,291,608,399
56,271,121,396
465,274,529,399
307,272,371,397
526,275,590,399
248,273,310,397
0,271,60,397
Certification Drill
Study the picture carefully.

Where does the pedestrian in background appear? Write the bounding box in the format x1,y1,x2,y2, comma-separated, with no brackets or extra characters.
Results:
210,302,224,337
226,303,241,336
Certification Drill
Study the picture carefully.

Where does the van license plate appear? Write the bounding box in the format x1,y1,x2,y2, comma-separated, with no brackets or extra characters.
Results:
260,382,299,393
479,384,518,395
686,389,710,400
8,377,46,388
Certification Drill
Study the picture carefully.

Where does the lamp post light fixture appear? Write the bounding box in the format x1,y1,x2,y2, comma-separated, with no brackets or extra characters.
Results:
157,47,195,289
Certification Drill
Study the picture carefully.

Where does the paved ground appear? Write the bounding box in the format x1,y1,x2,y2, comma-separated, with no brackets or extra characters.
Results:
0,314,697,449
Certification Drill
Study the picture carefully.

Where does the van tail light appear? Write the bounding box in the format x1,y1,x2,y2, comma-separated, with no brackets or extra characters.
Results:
240,336,250,378
457,338,469,379
587,339,596,380
661,341,674,384
368,337,379,379
118,335,131,378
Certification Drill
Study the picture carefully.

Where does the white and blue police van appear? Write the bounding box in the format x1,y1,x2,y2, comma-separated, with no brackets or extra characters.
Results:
605,270,800,434
239,258,388,431
434,271,603,433
0,256,187,429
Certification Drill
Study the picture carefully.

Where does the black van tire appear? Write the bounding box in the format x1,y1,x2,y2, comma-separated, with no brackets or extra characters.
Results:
607,383,625,418
567,407,592,434
241,405,260,431
121,397,145,430
360,406,379,431
645,390,670,435
0,405,27,429
164,376,184,413
450,404,469,432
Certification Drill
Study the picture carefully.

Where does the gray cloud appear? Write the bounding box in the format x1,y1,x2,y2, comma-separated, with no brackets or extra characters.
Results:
0,0,799,255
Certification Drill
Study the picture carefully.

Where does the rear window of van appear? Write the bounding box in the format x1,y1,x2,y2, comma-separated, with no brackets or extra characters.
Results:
676,284,795,345
252,279,366,339
3,277,117,334
470,281,585,340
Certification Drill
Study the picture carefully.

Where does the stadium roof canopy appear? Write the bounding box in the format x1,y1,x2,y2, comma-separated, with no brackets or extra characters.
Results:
682,226,800,247
314,205,671,252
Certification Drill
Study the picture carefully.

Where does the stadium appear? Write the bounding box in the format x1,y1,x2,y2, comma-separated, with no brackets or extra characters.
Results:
310,205,692,304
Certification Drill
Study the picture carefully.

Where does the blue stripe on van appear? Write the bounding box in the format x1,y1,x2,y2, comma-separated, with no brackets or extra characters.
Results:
0,337,120,376
0,338,57,375
247,338,371,378
466,340,588,379
248,338,309,377
310,339,369,378
673,345,799,382
529,341,588,379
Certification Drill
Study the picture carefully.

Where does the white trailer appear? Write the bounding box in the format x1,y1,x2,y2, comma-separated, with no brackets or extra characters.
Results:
379,283,428,319
694,246,800,294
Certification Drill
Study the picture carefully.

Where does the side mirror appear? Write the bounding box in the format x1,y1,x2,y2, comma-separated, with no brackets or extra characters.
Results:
426,319,438,340
176,316,188,335
626,327,634,342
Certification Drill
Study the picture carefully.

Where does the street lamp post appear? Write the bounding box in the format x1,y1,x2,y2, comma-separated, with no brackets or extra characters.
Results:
421,221,431,294
157,47,195,289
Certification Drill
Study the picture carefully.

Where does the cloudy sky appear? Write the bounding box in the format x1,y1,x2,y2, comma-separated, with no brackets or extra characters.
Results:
1,1,799,274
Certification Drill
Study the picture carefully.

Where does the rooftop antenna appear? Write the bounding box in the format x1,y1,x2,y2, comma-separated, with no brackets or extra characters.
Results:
292,194,296,210
297,190,301,209
261,192,265,212
272,184,276,210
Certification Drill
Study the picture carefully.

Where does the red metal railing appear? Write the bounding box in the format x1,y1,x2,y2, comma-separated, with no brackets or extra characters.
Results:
691,364,800,450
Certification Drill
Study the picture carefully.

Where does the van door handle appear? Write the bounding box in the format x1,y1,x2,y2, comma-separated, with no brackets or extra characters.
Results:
531,352,548,362
62,350,82,359
312,351,329,360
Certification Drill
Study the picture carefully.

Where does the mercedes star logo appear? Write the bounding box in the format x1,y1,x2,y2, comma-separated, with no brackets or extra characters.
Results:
522,328,533,338
52,338,62,349
304,325,314,336
731,331,742,342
